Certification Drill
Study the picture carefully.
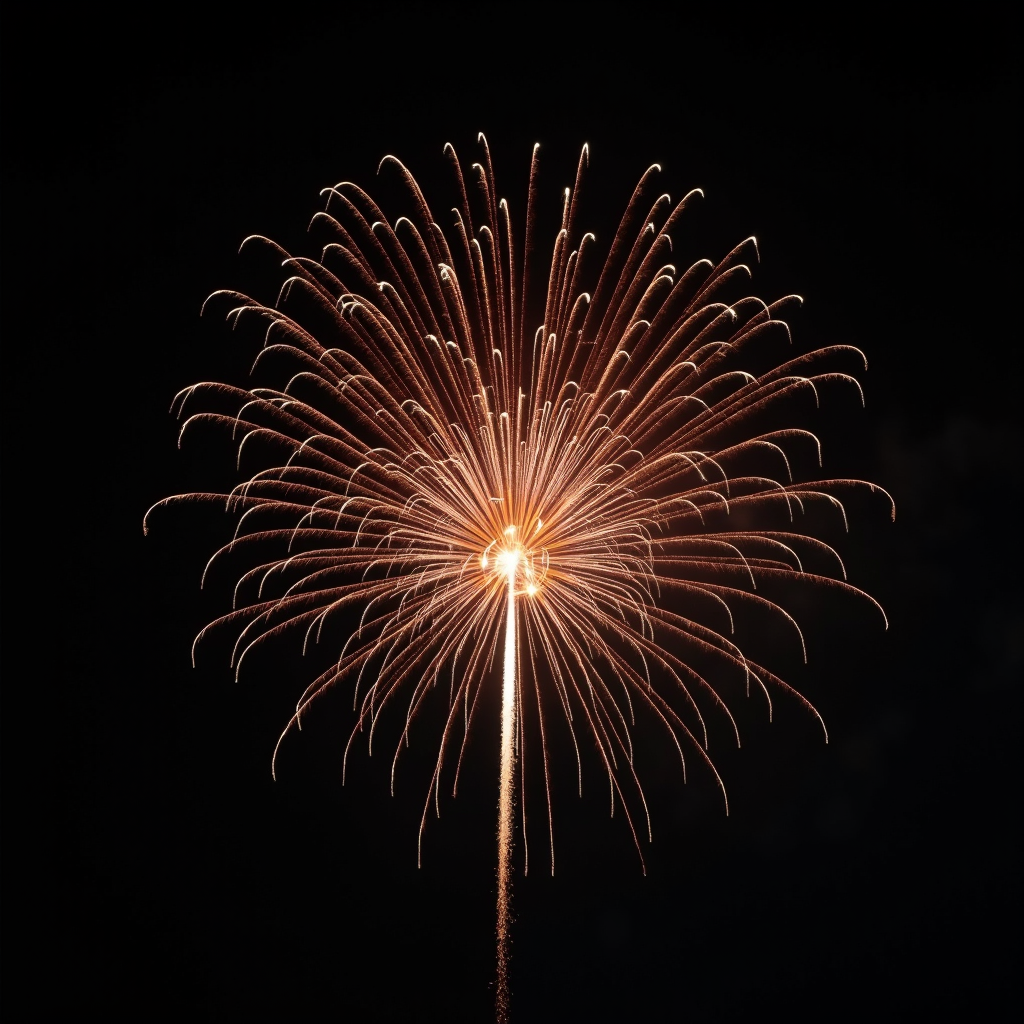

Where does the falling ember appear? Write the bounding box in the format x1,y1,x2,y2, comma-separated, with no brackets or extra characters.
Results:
145,136,892,1022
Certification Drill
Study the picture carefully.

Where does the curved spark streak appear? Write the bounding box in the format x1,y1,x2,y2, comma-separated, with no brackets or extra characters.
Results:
146,138,892,1021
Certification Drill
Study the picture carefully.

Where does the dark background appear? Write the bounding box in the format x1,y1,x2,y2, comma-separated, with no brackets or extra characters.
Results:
2,6,1020,1022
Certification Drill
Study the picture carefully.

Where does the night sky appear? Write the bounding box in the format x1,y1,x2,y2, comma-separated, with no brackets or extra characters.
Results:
2,8,1021,1022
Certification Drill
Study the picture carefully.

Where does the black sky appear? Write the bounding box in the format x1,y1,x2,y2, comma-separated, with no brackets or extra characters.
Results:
2,7,1021,1022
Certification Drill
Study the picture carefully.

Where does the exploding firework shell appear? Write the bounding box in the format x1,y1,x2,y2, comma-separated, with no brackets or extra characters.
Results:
146,136,892,874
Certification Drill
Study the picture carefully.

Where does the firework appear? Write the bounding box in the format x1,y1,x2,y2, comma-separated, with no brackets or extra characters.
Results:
145,136,891,1021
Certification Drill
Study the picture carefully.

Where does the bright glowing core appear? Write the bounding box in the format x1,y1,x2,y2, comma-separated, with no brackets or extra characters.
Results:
496,547,520,575
481,526,545,597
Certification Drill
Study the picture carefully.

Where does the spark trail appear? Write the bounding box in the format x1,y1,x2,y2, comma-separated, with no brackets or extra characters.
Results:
498,560,517,1022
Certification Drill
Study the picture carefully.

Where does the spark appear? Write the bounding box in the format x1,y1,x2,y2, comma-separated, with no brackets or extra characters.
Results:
145,137,892,1022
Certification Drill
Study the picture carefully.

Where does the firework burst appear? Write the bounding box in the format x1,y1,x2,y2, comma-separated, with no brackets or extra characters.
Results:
145,136,891,1021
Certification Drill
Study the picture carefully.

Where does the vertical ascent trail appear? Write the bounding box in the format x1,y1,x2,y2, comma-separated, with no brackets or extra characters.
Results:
497,562,517,1022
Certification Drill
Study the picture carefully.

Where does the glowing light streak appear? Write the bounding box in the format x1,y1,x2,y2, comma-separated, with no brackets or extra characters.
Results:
497,558,517,1022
